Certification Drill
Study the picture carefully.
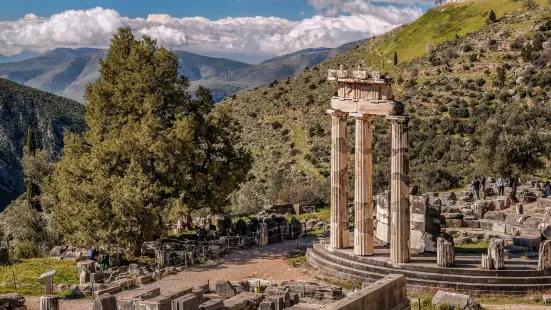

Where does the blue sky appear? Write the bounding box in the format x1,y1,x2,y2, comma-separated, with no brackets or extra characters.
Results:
0,0,433,62
0,0,317,21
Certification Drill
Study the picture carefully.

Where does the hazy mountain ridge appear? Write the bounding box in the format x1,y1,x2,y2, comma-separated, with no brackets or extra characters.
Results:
0,40,367,103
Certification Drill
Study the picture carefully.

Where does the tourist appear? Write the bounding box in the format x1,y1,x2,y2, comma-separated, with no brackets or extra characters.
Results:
497,178,505,196
472,178,481,200
546,181,551,197
480,176,486,199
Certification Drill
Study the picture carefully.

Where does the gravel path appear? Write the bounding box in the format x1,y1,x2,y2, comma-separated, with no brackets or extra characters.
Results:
24,238,316,310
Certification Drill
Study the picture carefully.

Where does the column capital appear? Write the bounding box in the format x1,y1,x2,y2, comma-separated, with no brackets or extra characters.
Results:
350,113,374,121
386,115,409,123
327,109,348,118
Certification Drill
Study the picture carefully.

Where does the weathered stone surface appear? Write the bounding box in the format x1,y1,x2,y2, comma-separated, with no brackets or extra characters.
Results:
198,299,223,310
259,300,276,310
215,280,237,298
0,293,25,307
93,294,116,310
437,236,455,267
482,239,504,270
389,117,410,263
432,291,481,310
172,294,199,310
483,211,506,221
446,219,462,228
544,294,551,304
538,198,551,211
539,240,551,271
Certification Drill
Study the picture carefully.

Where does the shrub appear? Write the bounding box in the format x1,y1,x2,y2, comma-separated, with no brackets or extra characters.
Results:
463,44,473,53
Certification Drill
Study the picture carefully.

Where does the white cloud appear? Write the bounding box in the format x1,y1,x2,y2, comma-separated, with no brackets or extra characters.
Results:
0,5,422,57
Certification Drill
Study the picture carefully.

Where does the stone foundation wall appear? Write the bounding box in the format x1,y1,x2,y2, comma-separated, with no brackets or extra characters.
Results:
322,274,409,310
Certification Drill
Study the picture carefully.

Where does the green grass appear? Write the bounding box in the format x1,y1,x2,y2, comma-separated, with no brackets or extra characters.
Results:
286,206,330,222
0,258,79,296
455,240,489,255
367,0,548,68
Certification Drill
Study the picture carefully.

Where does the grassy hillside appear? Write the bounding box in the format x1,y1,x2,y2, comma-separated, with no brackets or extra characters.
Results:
223,0,551,210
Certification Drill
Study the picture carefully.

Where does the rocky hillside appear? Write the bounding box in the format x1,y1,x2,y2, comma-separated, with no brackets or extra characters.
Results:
0,40,365,103
223,0,551,206
0,78,86,210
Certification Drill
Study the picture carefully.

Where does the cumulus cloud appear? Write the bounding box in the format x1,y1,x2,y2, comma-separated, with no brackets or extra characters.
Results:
0,4,422,57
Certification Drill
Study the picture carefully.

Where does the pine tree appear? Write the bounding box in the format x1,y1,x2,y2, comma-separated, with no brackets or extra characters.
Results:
50,28,252,255
24,129,42,211
489,10,497,22
393,51,398,66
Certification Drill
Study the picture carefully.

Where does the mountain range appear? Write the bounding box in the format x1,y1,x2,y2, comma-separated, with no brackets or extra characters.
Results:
0,40,367,103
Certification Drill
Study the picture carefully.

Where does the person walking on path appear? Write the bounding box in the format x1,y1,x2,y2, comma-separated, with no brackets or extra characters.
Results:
497,178,505,196
472,178,481,201
481,176,487,199
546,181,551,197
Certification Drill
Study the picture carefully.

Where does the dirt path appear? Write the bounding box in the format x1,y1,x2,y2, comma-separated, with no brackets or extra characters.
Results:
24,238,316,310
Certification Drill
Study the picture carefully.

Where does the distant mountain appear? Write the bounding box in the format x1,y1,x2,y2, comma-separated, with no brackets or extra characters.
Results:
0,78,86,210
0,40,367,103
0,51,40,64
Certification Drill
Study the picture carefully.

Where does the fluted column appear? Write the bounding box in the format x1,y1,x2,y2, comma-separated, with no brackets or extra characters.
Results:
353,113,374,256
389,116,411,263
328,109,349,249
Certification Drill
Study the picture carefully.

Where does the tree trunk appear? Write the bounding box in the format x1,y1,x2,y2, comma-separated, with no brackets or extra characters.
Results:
133,234,144,257
40,295,58,310
509,178,518,203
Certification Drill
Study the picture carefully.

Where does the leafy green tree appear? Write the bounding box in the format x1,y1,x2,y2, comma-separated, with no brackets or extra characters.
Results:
394,51,398,66
474,104,551,202
49,28,252,255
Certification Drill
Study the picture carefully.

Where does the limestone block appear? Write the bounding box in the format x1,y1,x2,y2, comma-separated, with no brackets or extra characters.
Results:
259,300,276,310
198,299,223,310
431,291,481,310
93,294,116,310
483,211,506,221
544,295,551,304
39,295,58,310
94,286,120,298
267,295,285,310
172,294,199,310
215,280,237,298
135,275,152,285
538,198,551,211
446,219,462,228
0,293,25,307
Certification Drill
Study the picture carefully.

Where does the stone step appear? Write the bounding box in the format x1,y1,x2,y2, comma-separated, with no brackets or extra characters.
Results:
307,245,551,292
312,243,551,278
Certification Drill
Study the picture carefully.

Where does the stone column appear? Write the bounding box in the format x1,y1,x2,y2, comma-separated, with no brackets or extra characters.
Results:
328,109,349,249
352,113,374,256
388,116,411,263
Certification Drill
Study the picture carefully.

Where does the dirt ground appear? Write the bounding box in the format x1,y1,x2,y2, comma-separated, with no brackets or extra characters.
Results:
24,238,316,310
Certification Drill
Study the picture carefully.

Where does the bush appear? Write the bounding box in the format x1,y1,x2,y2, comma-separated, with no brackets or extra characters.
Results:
463,44,473,53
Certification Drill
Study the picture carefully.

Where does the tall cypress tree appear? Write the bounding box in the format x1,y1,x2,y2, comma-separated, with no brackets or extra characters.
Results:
25,129,42,211
393,51,398,66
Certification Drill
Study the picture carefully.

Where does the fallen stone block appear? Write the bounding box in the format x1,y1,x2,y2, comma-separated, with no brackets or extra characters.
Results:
267,295,285,310
445,219,462,228
544,294,551,304
172,293,199,310
432,291,481,310
199,299,223,310
93,294,116,310
135,275,152,285
215,280,237,298
94,286,120,298
0,293,25,307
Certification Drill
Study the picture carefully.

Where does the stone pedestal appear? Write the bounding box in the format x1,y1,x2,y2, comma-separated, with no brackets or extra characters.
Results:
539,240,551,270
437,237,455,267
40,295,58,310
328,109,349,249
482,239,505,270
389,116,411,263
353,114,374,256
516,203,523,215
